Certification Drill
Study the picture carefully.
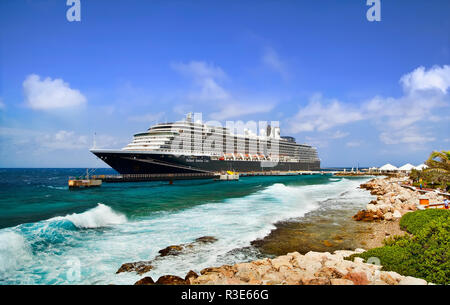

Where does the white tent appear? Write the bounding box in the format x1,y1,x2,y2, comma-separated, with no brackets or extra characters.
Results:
415,163,428,170
399,163,415,171
379,163,398,171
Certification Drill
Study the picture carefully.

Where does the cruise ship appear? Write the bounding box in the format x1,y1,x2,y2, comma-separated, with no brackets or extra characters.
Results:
90,114,320,174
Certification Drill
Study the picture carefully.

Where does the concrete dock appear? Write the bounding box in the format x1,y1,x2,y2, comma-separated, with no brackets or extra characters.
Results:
90,170,333,183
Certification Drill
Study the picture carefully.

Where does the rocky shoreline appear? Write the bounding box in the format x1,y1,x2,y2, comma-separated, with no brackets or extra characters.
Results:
355,176,445,221
121,176,438,285
133,249,430,285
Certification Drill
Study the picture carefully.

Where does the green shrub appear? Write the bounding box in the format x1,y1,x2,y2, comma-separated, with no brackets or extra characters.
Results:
400,209,450,235
349,210,450,284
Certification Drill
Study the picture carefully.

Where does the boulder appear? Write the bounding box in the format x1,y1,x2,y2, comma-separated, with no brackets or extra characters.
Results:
134,276,155,285
398,276,427,285
155,275,187,285
330,278,354,285
380,272,402,285
158,245,184,257
392,210,402,219
185,270,199,282
194,236,218,244
384,212,393,221
301,277,331,285
366,204,378,213
343,271,369,285
235,263,261,282
116,261,153,275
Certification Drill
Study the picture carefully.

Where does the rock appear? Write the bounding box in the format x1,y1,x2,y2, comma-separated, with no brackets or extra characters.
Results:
343,271,369,285
380,272,402,285
116,261,153,275
384,212,393,221
353,257,364,264
301,277,331,285
330,278,354,285
185,270,199,283
314,267,345,279
271,255,293,270
398,276,427,285
155,275,187,285
392,210,402,219
235,263,261,282
353,210,379,221
194,236,218,244
158,245,184,257
333,250,356,258
366,204,378,213
201,265,236,278
134,276,155,285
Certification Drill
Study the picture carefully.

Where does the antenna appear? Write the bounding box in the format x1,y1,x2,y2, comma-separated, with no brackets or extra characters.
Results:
93,132,97,149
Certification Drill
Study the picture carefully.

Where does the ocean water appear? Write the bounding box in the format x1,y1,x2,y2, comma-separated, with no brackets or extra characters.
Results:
0,168,372,284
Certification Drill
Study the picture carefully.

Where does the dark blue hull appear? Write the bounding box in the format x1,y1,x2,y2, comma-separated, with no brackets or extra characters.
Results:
91,150,320,174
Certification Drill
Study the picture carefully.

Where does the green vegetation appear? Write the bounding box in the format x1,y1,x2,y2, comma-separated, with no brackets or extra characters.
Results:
349,209,450,284
409,150,450,191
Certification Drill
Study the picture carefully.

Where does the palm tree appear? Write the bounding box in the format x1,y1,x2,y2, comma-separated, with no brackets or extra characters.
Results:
425,150,450,174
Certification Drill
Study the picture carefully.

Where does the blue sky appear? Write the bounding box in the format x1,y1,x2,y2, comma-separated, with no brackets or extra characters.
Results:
0,0,449,167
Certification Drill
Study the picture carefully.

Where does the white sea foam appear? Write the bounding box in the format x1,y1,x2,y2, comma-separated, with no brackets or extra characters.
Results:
0,177,374,284
0,231,32,276
63,203,127,229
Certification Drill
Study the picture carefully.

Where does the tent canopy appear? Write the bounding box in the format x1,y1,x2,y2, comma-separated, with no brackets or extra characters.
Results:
399,163,415,171
415,163,428,170
379,163,398,171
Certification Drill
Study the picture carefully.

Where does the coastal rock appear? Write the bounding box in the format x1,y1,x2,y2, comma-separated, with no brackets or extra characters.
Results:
330,278,354,285
235,263,262,282
353,210,380,221
169,250,429,286
134,276,155,285
116,261,153,275
343,271,369,285
194,236,218,244
301,277,331,285
158,245,184,257
185,270,199,283
392,210,402,219
366,204,377,213
155,275,187,285
380,272,402,285
384,212,393,221
398,276,428,285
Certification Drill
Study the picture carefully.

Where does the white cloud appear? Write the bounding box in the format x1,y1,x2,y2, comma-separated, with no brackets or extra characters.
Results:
209,102,275,121
329,130,349,139
287,65,450,146
42,130,89,150
23,74,87,110
0,127,122,151
287,94,364,133
128,112,165,123
171,61,226,80
379,128,435,145
400,65,450,94
346,141,363,147
172,60,275,120
262,47,289,79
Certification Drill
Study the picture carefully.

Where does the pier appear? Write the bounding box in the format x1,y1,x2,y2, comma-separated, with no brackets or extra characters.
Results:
89,170,333,184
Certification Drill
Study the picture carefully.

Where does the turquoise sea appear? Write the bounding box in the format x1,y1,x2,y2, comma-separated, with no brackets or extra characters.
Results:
0,168,372,284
